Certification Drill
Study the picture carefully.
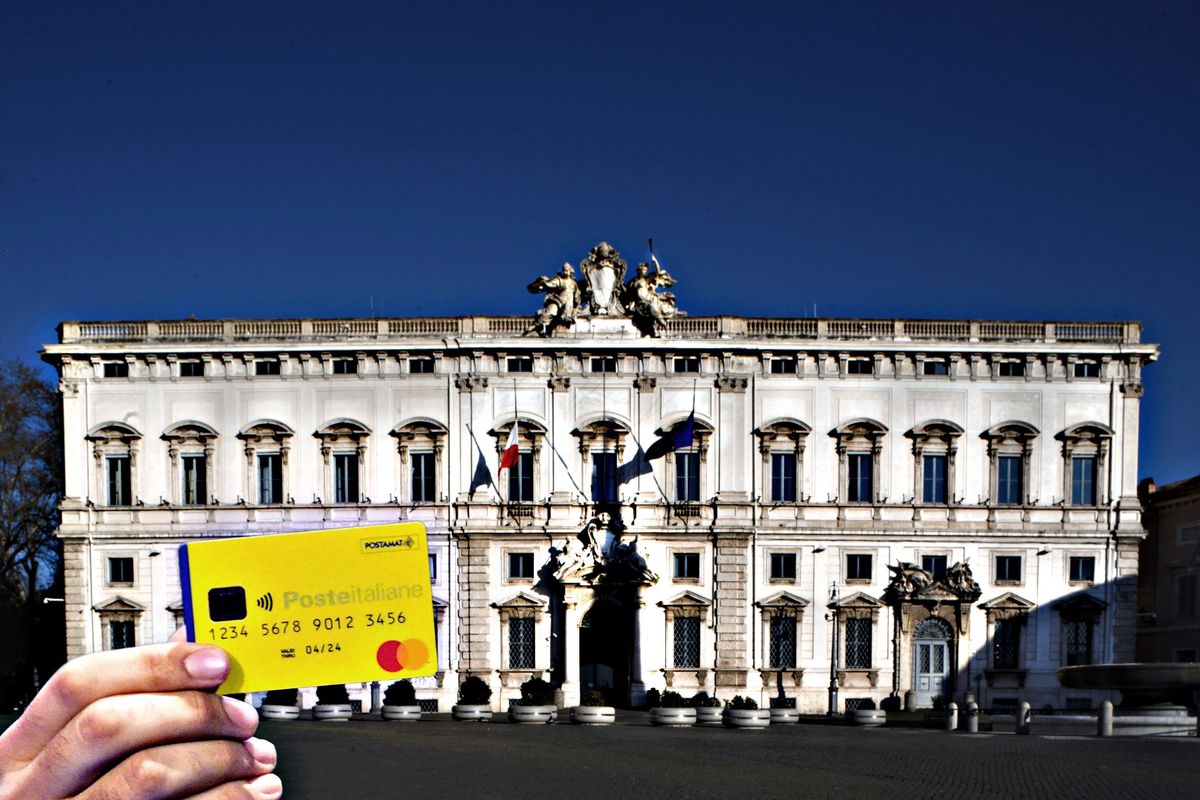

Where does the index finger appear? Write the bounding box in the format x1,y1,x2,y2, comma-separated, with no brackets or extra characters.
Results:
0,642,230,764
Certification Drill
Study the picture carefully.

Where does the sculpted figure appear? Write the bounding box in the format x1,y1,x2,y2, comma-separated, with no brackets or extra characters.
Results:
527,262,582,336
579,242,627,316
945,560,980,598
887,561,934,595
554,535,593,581
623,254,678,335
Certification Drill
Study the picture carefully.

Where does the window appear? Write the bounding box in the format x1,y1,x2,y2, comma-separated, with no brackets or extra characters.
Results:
106,455,131,506
673,615,700,668
102,360,129,378
428,554,437,581
994,555,1022,583
1069,556,1095,583
110,620,135,650
770,358,796,374
508,452,534,502
673,552,700,580
108,557,134,585
848,453,872,502
179,360,204,378
508,552,535,580
998,360,1025,377
674,357,700,373
770,553,797,581
921,555,948,581
770,453,796,502
592,452,617,503
1071,456,1096,505
333,454,359,503
409,357,434,374
591,356,616,373
675,452,699,502
846,553,872,582
993,619,1020,668
1074,360,1100,378
508,617,535,668
258,453,283,504
923,360,948,376
847,358,872,375
769,616,796,669
1177,574,1198,619
1064,620,1093,666
181,455,207,505
922,454,947,503
332,357,357,375
844,617,872,668
411,452,436,502
996,455,1023,505
255,359,280,376
507,356,533,373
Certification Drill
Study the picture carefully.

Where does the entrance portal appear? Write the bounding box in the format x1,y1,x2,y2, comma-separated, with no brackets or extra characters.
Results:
912,616,953,706
579,596,635,707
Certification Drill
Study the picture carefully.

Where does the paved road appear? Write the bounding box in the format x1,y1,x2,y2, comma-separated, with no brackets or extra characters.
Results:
263,714,1197,800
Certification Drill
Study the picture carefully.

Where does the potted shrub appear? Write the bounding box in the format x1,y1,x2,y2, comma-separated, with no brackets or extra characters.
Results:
313,684,353,721
848,697,887,727
723,695,770,729
650,690,696,727
768,696,799,724
691,691,724,726
260,688,300,721
572,690,616,725
452,675,494,721
643,688,661,710
509,677,557,724
381,679,421,721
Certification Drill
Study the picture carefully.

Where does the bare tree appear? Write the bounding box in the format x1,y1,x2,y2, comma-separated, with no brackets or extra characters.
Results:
0,360,62,608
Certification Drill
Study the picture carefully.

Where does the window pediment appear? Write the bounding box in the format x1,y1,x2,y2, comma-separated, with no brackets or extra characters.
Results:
829,591,883,610
237,419,295,441
572,416,631,456
391,417,448,439
983,420,1039,441
907,419,964,441
979,592,1035,622
831,418,888,440
314,418,371,442
756,591,809,610
488,417,548,454
657,590,712,609
1053,592,1107,620
162,420,219,443
94,595,145,613
1056,422,1115,443
87,422,142,443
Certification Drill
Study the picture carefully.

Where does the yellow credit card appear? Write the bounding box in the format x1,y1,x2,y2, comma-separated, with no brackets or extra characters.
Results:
179,523,436,694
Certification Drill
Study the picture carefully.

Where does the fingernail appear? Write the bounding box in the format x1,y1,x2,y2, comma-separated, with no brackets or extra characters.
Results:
245,737,277,767
249,772,283,799
183,647,229,681
222,696,259,729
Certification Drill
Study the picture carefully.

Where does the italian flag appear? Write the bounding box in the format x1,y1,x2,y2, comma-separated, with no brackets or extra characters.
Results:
499,421,520,471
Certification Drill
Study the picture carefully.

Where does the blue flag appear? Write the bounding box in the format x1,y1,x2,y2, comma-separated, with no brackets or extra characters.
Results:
645,411,695,461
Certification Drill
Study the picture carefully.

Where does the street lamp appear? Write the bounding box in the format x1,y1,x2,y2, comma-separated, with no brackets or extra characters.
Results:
826,582,840,716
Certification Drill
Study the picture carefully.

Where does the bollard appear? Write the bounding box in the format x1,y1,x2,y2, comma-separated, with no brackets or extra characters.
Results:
1098,700,1113,737
1016,701,1032,735
965,700,979,734
946,701,958,732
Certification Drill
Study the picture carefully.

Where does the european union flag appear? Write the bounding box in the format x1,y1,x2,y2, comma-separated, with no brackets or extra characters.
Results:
645,411,695,461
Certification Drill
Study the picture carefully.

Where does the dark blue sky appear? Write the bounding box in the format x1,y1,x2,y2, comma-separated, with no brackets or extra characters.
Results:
2,2,1196,483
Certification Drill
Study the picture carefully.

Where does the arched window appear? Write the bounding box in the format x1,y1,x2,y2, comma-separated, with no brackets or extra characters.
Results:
1055,422,1114,507
314,419,371,504
906,420,964,505
653,413,713,504
237,420,295,505
488,417,548,505
392,418,449,504
572,417,632,506
86,422,142,506
830,419,888,504
162,421,218,505
755,418,811,503
982,422,1039,506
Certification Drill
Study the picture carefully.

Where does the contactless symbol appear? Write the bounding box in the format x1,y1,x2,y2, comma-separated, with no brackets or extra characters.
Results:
256,592,274,612
376,638,430,672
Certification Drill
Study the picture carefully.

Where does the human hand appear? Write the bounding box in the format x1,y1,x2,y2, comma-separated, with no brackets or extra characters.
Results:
0,637,281,799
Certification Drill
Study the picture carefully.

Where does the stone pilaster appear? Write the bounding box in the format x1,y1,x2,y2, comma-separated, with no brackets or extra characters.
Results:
453,532,491,676
1111,532,1143,663
62,536,88,659
713,531,749,686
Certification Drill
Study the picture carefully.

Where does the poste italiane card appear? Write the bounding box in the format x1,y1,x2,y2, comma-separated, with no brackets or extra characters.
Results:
179,523,435,694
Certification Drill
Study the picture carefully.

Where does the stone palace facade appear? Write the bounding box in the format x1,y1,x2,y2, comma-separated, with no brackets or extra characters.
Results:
43,250,1158,713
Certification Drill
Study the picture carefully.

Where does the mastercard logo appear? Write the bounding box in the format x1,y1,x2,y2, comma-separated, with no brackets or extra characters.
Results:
376,638,429,672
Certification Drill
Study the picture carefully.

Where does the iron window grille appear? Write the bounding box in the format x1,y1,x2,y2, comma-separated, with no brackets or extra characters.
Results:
110,620,135,650
993,619,1020,668
674,615,701,668
1065,620,1093,666
769,615,796,668
844,617,872,668
508,617,535,669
